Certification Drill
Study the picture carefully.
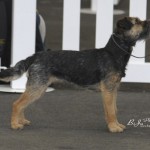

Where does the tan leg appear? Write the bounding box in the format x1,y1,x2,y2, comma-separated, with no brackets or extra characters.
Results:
100,75,125,133
11,92,28,129
19,110,31,126
11,86,47,130
113,89,126,130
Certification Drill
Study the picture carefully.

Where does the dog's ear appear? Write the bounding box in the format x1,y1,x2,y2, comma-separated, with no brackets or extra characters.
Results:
117,17,133,30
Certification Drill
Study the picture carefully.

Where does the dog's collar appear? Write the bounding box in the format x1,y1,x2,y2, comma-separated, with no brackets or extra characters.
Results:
111,33,149,59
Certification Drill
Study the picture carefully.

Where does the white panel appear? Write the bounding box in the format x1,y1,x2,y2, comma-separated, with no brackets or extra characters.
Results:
122,63,150,83
11,0,36,89
129,0,147,63
91,0,120,11
91,0,97,12
62,0,81,50
95,0,113,48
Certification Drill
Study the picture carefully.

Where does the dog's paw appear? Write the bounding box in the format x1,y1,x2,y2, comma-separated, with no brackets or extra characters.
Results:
108,122,124,133
11,123,24,130
117,123,126,130
19,119,31,126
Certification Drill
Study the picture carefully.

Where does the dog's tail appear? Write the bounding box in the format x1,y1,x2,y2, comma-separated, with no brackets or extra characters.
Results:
0,54,35,82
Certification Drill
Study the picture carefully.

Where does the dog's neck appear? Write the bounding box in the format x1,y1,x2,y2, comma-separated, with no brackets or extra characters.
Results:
105,33,136,77
113,33,136,48
105,33,137,57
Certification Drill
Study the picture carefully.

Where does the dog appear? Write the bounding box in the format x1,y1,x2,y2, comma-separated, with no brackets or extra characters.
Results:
0,17,150,133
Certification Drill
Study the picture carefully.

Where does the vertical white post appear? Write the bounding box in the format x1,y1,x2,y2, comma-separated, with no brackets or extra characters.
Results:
95,0,113,48
113,0,120,5
62,0,81,50
91,0,97,12
91,0,119,11
129,0,147,63
11,0,36,89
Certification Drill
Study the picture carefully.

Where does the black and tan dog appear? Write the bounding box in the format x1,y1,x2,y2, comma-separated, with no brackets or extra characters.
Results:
0,17,150,133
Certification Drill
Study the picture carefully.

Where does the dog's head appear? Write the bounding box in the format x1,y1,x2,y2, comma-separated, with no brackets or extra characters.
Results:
115,17,150,42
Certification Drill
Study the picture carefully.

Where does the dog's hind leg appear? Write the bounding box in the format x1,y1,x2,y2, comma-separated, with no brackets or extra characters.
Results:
100,73,125,133
11,85,47,130
11,70,49,129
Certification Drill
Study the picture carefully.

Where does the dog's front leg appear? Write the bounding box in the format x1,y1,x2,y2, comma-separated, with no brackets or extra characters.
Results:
100,76,126,133
113,88,126,131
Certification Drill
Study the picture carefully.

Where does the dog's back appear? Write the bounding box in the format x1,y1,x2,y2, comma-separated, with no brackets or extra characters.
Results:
0,49,110,86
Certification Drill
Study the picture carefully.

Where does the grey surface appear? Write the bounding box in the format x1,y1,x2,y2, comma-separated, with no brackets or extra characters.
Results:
0,89,150,150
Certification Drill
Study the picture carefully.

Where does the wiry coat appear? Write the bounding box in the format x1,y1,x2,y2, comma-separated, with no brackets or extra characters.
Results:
0,40,131,86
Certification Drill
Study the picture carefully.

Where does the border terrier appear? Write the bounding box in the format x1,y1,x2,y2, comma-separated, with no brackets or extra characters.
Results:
0,17,150,132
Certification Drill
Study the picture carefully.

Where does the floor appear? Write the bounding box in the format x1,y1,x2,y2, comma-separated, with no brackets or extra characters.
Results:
0,89,150,150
